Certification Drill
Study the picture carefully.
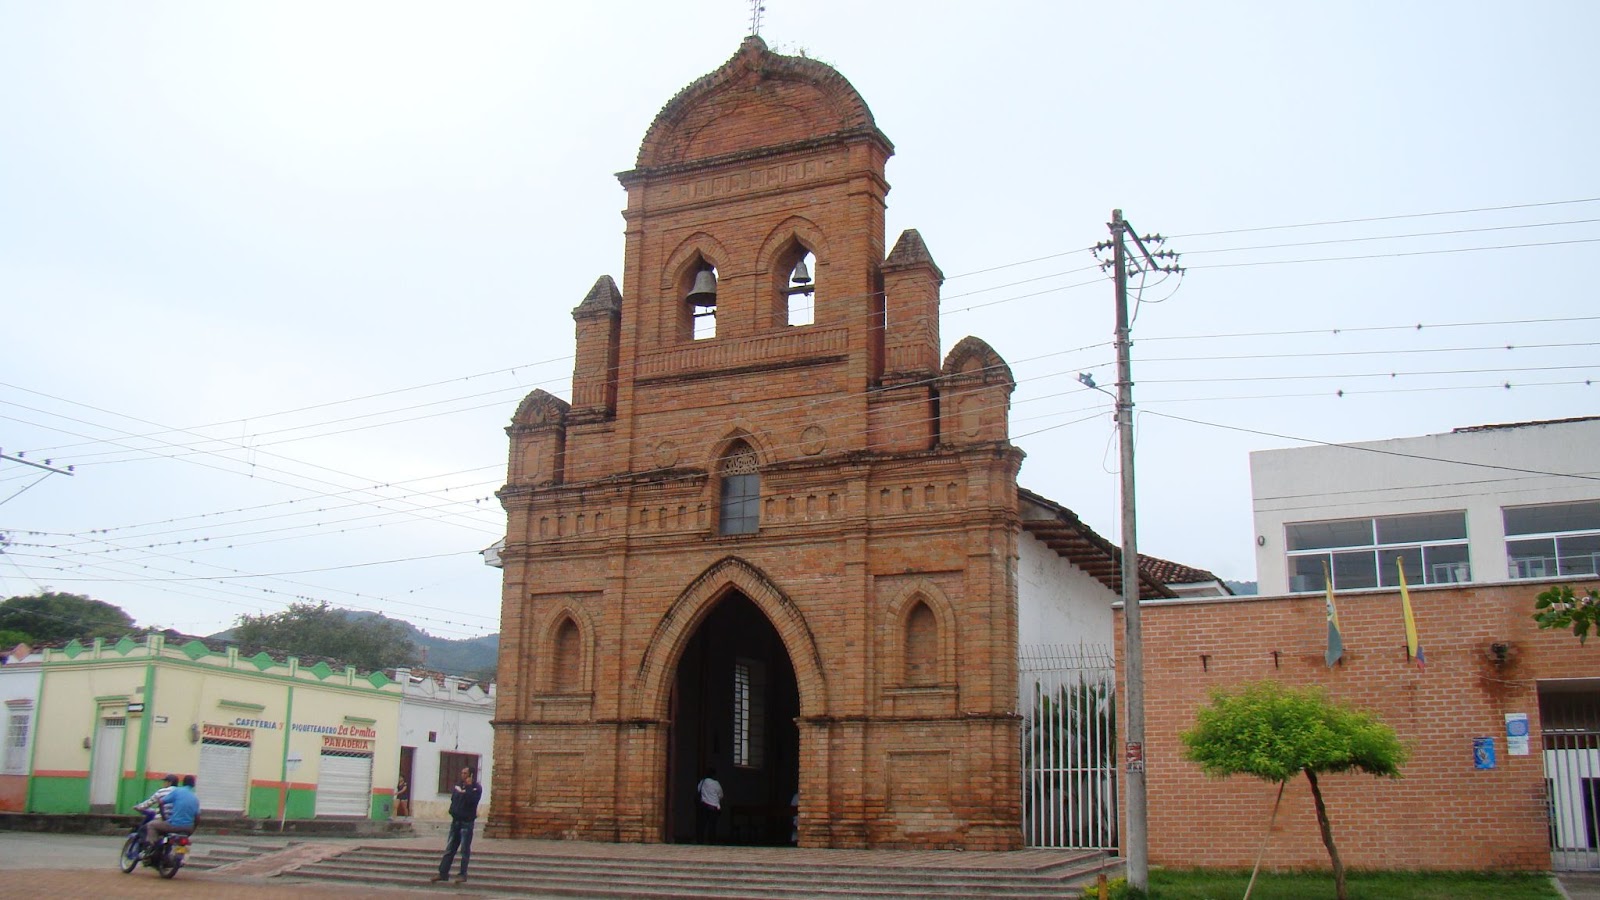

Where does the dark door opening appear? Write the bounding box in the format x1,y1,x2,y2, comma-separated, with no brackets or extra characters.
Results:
667,591,799,844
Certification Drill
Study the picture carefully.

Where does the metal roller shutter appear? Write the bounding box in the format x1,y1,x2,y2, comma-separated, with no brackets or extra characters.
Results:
198,738,251,812
316,749,373,817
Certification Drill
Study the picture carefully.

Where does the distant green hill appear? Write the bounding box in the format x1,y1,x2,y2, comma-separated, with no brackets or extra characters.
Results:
209,609,499,681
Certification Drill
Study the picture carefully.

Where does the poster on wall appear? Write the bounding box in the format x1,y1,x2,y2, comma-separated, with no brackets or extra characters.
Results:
1474,737,1497,770
1505,713,1530,756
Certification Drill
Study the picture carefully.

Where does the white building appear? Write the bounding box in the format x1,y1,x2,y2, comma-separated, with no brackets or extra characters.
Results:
1,644,43,812
395,668,496,820
1250,417,1600,596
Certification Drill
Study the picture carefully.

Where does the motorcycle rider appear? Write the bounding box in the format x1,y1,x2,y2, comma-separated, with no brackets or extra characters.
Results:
131,773,180,855
134,773,181,819
143,774,200,858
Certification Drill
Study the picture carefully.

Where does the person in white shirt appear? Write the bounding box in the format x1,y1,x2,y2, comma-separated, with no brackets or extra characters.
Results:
695,767,723,844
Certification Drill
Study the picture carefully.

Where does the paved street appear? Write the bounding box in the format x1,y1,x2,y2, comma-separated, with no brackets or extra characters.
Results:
3,830,1591,898
0,832,435,898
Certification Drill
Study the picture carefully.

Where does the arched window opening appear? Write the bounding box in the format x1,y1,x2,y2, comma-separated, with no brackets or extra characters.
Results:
719,441,760,535
684,259,719,341
904,600,938,685
553,617,582,692
785,250,815,326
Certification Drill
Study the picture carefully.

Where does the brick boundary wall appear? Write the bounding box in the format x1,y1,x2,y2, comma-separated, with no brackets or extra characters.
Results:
1118,578,1600,871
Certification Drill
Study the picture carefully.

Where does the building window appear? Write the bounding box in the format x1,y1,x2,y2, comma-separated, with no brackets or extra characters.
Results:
733,658,765,769
686,261,718,341
437,750,481,794
1506,500,1600,579
1285,511,1469,592
904,600,938,685
719,442,760,535
4,709,29,774
553,617,582,692
785,251,815,327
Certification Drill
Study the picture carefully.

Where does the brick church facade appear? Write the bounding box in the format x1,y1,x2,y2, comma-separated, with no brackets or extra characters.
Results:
489,37,1029,850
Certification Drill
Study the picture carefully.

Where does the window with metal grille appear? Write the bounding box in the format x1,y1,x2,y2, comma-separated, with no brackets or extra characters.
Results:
719,443,760,535
4,709,29,774
733,658,765,769
437,751,481,795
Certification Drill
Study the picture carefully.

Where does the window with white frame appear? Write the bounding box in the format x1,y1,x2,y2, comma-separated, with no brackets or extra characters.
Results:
733,658,765,769
1285,511,1470,592
1505,500,1600,579
4,706,31,774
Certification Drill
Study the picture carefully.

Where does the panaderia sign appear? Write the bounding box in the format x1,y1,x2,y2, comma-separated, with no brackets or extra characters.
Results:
202,724,254,742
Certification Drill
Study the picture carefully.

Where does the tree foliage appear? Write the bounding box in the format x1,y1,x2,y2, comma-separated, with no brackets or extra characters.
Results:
1532,584,1600,643
1181,680,1407,900
231,601,420,672
0,591,137,645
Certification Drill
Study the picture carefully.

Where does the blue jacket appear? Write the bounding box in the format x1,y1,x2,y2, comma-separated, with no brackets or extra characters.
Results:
165,785,200,828
448,781,483,822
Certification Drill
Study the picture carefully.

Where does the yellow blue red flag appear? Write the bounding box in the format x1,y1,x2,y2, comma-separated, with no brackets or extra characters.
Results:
1397,557,1425,668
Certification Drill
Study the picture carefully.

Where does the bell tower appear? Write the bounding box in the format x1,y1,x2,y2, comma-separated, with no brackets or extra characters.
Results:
494,36,1024,851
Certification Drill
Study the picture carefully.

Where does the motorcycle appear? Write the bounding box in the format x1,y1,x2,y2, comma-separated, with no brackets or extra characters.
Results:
118,809,191,879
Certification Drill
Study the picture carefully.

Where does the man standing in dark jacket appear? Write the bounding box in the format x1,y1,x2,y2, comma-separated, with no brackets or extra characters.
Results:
431,766,483,884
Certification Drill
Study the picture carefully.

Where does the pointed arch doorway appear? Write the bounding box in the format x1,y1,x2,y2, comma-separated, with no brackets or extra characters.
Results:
667,590,800,845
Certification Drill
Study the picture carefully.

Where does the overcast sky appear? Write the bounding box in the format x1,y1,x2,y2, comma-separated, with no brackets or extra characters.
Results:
2,1,1596,655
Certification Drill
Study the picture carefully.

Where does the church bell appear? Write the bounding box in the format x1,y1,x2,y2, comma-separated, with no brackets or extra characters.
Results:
687,269,718,303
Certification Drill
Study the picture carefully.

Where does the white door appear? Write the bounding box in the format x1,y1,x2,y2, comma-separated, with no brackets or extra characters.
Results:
316,750,372,817
89,717,126,807
198,738,252,813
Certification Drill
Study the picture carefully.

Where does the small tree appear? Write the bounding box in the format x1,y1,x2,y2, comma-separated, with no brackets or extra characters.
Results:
232,601,419,672
1181,681,1407,900
0,591,137,645
1533,584,1600,643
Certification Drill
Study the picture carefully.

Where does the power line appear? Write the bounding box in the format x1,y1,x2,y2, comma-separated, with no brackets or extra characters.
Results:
1139,410,1600,483
1170,196,1600,239
1187,236,1600,270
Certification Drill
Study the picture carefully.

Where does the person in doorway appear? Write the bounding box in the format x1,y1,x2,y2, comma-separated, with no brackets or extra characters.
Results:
789,790,799,845
395,773,410,818
695,767,723,844
431,766,483,884
144,774,199,858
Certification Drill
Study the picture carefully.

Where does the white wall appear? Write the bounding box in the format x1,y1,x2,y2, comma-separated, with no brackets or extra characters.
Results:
1017,530,1118,648
1250,418,1600,595
0,651,43,775
396,671,496,820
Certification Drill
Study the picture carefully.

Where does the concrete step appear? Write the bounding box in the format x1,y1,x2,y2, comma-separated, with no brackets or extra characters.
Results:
285,844,1121,899
322,844,1107,883
186,838,298,871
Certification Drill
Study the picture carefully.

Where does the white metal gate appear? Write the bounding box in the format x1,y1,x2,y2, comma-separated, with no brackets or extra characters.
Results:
199,737,252,813
1020,644,1118,850
317,748,373,817
1543,685,1600,870
89,716,126,807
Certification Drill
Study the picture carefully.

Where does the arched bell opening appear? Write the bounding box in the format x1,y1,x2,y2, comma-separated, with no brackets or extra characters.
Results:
666,591,800,845
680,255,720,341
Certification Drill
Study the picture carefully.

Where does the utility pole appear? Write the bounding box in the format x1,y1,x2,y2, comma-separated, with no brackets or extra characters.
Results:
1096,210,1180,894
